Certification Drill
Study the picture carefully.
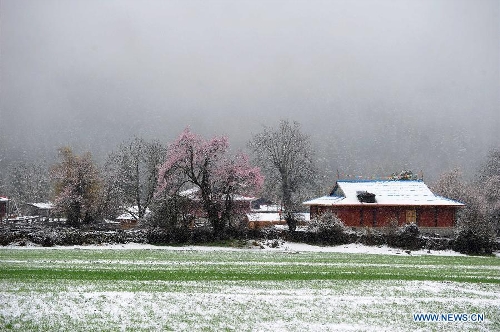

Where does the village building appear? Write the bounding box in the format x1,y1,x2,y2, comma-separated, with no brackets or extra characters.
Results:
115,206,151,229
25,202,55,220
178,187,256,216
174,189,310,229
246,200,310,229
303,180,464,230
246,211,310,229
0,197,9,222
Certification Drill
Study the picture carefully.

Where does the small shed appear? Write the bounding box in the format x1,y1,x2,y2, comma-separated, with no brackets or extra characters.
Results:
0,196,9,221
246,212,310,229
178,187,256,219
303,180,464,228
116,206,151,229
26,202,55,219
246,212,285,229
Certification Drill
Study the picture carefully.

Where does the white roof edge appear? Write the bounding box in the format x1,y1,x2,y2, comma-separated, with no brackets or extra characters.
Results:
433,196,466,206
303,196,345,206
303,200,465,207
302,179,466,207
27,202,55,209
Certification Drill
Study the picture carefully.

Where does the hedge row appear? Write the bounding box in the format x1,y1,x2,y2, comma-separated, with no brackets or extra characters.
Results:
0,222,497,254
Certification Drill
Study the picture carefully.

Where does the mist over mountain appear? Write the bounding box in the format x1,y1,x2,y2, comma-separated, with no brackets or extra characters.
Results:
1,0,498,182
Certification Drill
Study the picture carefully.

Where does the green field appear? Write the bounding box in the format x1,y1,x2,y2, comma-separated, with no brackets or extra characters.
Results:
1,247,499,331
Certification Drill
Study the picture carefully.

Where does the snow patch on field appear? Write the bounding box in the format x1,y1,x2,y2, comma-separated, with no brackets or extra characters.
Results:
2,241,469,256
2,280,499,331
1,245,499,331
273,242,466,256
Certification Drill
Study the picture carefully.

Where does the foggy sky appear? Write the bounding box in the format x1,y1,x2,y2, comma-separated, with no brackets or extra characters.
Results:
1,0,499,181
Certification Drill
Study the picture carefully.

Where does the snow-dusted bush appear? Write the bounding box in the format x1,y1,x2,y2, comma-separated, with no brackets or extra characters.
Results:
358,227,385,246
0,221,149,246
453,203,496,255
146,227,189,244
307,212,355,245
433,167,496,254
423,235,453,251
388,222,424,250
383,219,399,239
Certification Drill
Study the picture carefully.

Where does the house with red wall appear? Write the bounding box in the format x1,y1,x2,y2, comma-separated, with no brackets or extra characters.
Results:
303,180,464,229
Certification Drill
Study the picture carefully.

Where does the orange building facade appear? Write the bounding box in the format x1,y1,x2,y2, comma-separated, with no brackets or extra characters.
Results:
304,180,463,228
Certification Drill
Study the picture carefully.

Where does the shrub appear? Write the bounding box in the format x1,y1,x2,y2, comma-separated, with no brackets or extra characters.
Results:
453,215,495,255
384,222,424,250
358,227,385,246
423,236,452,251
147,227,190,245
453,229,495,255
398,223,424,250
306,212,356,245
452,201,496,255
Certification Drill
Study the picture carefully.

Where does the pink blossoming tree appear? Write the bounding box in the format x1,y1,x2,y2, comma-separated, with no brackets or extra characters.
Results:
156,128,263,235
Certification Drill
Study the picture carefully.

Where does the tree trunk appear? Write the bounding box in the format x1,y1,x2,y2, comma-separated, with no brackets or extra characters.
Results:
200,187,225,238
285,212,297,232
282,181,296,232
67,202,81,227
207,206,224,238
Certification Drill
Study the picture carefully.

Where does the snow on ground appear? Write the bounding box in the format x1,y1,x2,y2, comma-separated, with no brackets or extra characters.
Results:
2,241,473,256
273,242,467,256
2,241,499,330
2,279,498,332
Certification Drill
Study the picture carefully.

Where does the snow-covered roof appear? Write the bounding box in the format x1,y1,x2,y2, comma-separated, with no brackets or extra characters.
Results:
303,180,464,207
116,213,137,221
246,212,310,222
178,188,199,199
247,213,282,222
233,194,256,201
27,202,54,210
117,206,151,221
251,204,281,212
179,187,255,201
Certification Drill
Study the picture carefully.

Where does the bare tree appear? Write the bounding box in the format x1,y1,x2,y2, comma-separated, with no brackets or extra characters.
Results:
248,120,317,231
432,168,469,204
105,137,166,221
433,168,495,254
477,148,500,236
6,160,51,212
478,148,500,181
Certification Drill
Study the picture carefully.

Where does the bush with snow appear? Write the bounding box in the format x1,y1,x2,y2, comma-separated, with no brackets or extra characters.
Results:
358,227,385,246
452,204,496,255
386,222,424,250
306,212,356,245
433,154,499,255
